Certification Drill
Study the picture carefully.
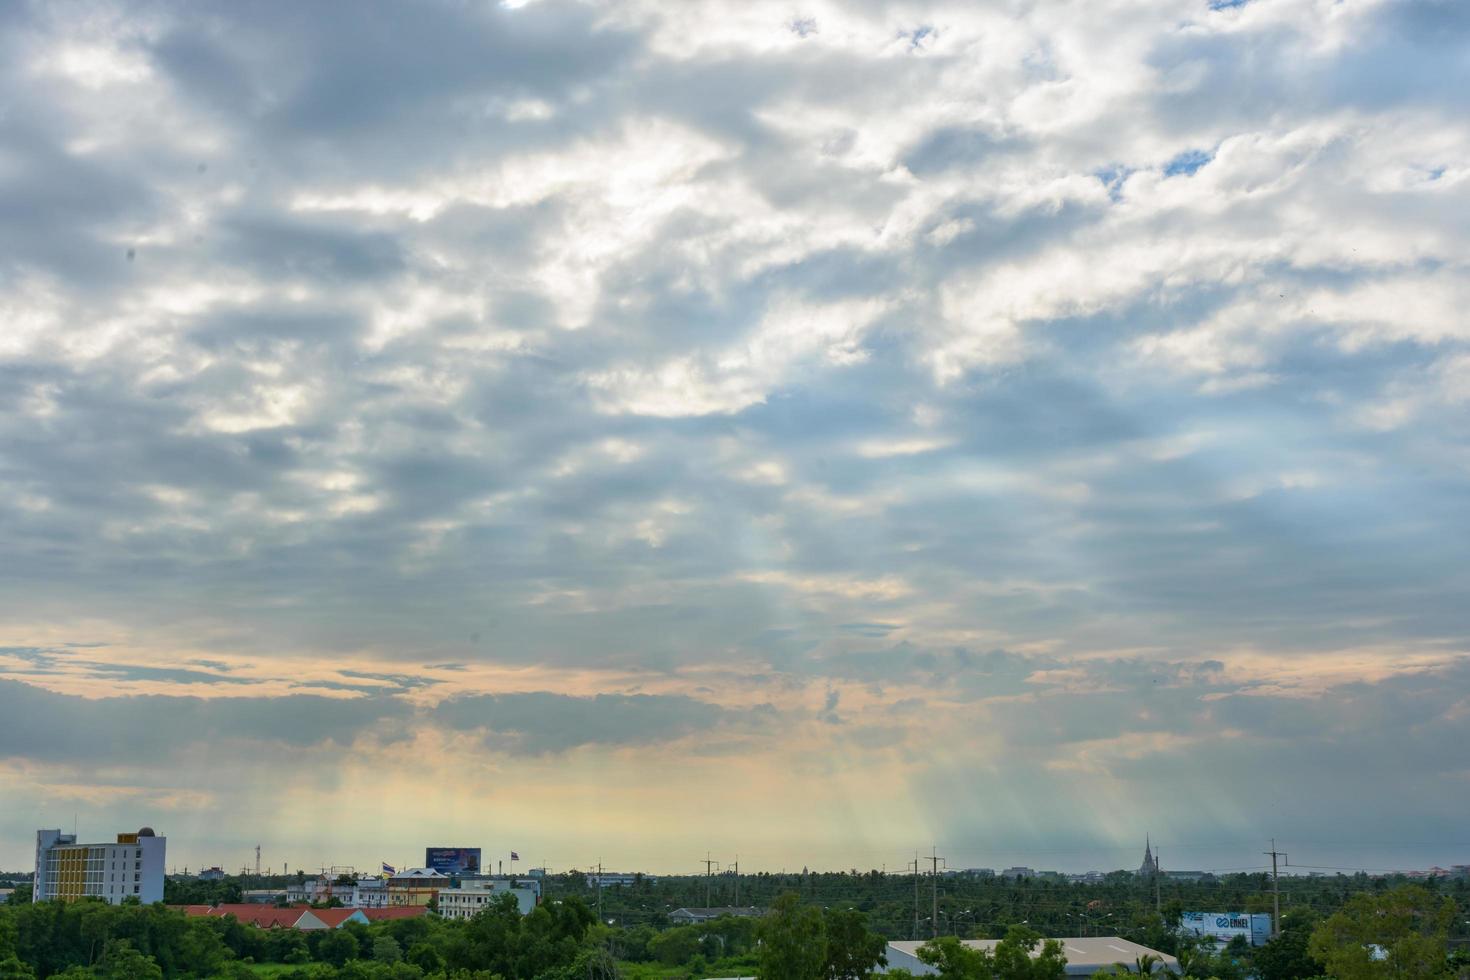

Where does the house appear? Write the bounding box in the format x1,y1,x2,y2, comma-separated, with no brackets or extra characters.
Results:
177,904,370,930
361,907,430,922
287,875,389,908
881,937,1178,977
298,908,370,930
186,904,313,929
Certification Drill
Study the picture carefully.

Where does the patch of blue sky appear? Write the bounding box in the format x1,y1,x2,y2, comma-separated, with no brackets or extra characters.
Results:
1165,148,1214,176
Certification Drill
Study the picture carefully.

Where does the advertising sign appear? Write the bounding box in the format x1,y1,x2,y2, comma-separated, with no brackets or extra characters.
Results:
1180,912,1272,947
425,847,482,875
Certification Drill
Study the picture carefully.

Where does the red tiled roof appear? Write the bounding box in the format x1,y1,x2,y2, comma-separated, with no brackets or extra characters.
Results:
207,904,310,928
308,908,364,928
361,906,430,921
174,905,215,917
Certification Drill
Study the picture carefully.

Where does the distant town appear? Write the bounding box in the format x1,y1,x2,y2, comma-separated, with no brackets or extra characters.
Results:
5,825,1470,978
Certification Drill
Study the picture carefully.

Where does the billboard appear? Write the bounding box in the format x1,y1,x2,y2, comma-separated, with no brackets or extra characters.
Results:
425,847,482,875
1180,912,1272,947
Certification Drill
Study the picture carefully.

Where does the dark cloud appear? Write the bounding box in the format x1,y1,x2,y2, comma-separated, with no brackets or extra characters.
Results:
1,0,1469,867
433,691,770,755
0,678,409,763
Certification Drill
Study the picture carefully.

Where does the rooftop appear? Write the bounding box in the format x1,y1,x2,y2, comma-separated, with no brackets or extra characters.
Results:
884,937,1178,977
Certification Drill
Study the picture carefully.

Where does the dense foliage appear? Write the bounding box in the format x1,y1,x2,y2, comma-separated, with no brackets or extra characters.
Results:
2,873,1466,979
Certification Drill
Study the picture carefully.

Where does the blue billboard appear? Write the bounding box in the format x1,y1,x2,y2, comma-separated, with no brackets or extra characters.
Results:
425,847,482,875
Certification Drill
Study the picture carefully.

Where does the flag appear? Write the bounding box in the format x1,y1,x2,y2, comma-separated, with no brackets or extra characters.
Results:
382,862,396,875
510,852,520,861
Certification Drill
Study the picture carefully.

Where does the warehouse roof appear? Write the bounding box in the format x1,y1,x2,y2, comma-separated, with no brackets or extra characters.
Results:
882,937,1178,977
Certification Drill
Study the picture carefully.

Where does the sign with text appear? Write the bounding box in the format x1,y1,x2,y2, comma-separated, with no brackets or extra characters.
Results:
425,847,482,875
1180,912,1272,946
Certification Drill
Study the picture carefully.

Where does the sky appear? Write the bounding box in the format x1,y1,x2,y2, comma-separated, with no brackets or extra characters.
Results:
2,0,1469,877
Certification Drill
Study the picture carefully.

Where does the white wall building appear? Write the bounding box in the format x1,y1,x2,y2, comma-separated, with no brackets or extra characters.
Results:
285,875,390,908
437,878,541,919
34,827,166,905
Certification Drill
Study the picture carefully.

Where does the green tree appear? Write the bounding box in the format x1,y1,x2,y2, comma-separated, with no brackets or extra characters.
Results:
1309,884,1453,980
917,936,994,980
992,927,1067,980
94,938,163,980
319,928,362,967
0,955,36,980
374,934,404,964
823,908,888,980
1254,908,1325,980
918,926,1068,980
648,925,701,966
758,892,827,980
406,941,445,974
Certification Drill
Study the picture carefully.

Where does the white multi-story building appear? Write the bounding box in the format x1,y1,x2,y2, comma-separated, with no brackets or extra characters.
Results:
285,875,389,908
436,878,541,919
34,827,166,905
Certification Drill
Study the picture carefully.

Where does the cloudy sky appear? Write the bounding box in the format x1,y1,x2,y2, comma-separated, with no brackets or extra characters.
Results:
2,0,1469,876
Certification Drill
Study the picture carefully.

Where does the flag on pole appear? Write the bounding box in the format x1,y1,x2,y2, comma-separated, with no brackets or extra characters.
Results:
510,852,520,861
382,862,396,875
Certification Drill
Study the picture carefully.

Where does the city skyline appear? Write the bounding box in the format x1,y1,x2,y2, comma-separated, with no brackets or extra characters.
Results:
9,831,1470,882
4,1,1470,873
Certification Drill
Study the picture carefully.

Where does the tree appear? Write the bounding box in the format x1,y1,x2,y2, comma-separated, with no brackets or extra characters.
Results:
992,927,1067,980
758,892,827,980
319,928,362,967
0,955,36,980
1254,908,1325,980
407,941,445,974
1309,884,1453,980
917,936,995,980
374,934,404,964
94,938,163,980
648,925,701,966
823,908,888,980
918,926,1068,980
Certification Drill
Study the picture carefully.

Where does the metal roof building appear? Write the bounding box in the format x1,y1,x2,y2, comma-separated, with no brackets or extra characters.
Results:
882,937,1179,976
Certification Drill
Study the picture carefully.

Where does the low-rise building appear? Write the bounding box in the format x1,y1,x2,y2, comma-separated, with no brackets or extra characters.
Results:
286,875,389,908
34,827,166,905
437,877,542,919
881,937,1178,976
180,904,371,930
387,867,450,907
669,906,762,925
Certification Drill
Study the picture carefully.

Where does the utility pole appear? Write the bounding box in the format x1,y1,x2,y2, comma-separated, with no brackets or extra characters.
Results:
702,853,718,908
733,857,740,907
928,847,946,939
1155,847,1161,913
255,845,261,879
1263,840,1287,938
596,861,603,922
912,853,921,940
